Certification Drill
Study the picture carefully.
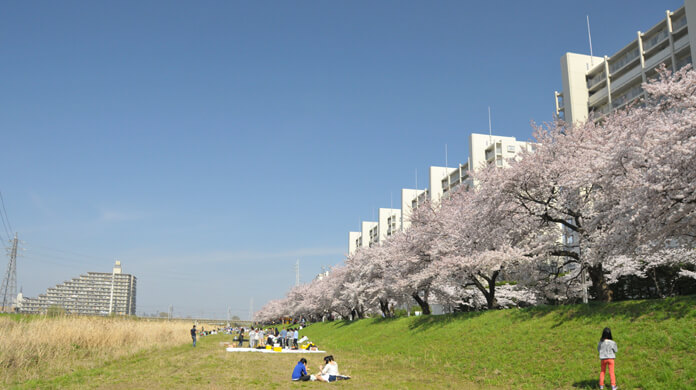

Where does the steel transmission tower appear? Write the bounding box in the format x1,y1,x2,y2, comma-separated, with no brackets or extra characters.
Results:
1,233,19,312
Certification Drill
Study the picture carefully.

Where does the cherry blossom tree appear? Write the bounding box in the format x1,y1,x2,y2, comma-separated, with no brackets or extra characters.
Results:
258,66,696,316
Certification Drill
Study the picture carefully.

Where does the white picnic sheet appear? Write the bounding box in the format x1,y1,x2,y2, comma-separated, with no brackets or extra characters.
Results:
225,347,326,354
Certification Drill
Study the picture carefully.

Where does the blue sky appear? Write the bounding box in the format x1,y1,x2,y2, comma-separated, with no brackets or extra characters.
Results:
1,0,684,319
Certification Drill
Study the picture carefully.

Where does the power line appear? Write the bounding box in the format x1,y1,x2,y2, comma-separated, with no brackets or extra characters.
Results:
0,191,12,242
27,244,112,262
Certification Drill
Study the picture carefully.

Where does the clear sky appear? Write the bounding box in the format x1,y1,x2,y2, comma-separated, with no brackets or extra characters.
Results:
1,0,684,319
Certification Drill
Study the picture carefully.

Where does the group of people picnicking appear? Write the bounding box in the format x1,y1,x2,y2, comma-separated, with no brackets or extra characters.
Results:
190,323,349,383
192,323,616,387
233,326,304,349
292,355,350,383
191,324,316,350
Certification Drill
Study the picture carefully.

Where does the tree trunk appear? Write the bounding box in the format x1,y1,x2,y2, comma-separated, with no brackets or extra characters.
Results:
588,263,613,302
472,271,499,310
357,305,365,319
411,292,431,315
379,299,391,318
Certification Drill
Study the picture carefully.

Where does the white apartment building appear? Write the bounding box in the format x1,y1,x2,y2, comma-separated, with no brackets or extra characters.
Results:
348,133,534,255
349,208,402,254
555,1,695,124
399,166,456,231
441,133,535,195
348,231,361,254
400,188,425,231
378,208,402,242
18,261,137,316
362,221,378,248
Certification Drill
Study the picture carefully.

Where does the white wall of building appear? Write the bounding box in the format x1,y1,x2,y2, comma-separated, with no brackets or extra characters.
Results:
687,0,696,61
348,231,361,255
378,208,402,242
429,166,457,203
361,221,378,248
558,53,603,124
401,188,425,231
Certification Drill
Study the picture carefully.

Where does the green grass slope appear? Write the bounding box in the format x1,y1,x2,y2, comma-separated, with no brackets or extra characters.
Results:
11,296,695,389
301,296,696,389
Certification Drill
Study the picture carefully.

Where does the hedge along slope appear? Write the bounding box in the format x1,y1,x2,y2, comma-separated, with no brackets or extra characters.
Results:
300,296,696,390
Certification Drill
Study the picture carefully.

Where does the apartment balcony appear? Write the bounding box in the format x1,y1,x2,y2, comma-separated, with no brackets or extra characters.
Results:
587,71,606,90
674,33,690,53
588,86,609,108
644,44,673,72
610,64,642,93
643,27,669,52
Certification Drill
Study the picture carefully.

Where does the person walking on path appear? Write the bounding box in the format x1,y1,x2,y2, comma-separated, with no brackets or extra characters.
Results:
238,327,245,347
190,325,197,347
598,327,618,390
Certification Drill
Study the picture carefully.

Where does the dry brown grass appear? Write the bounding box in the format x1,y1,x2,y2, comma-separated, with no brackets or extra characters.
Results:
0,316,195,385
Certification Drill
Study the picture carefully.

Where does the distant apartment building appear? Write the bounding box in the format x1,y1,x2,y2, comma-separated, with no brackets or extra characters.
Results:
347,223,372,254
400,188,425,231
555,2,695,124
394,166,457,235
18,261,137,316
378,208,402,242
441,133,535,196
348,132,533,254
348,231,362,254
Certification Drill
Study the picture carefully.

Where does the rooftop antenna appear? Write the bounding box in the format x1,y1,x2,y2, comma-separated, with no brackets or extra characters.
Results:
587,15,594,67
488,106,493,143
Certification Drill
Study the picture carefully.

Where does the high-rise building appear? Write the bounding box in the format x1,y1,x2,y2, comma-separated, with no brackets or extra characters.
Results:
555,2,695,124
17,261,137,316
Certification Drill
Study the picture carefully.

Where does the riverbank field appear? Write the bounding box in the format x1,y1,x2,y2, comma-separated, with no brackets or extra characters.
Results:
0,315,199,385
5,296,696,389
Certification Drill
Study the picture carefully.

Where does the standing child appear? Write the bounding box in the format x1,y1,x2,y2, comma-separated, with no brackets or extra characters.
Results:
598,327,618,390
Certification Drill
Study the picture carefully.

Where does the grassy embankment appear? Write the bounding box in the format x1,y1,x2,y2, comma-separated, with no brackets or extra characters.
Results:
7,296,696,389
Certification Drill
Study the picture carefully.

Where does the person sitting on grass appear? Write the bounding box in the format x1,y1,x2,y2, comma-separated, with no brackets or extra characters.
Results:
316,355,339,382
291,358,312,382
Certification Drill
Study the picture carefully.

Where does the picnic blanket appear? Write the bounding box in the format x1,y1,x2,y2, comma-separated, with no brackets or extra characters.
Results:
225,347,326,354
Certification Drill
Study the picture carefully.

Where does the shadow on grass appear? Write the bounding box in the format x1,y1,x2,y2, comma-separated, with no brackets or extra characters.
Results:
332,320,361,328
407,311,486,332
509,295,695,328
572,379,599,389
325,295,695,333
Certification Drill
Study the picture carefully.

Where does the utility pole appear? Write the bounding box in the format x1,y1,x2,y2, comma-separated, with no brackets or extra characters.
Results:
1,233,18,312
249,297,254,322
295,259,300,286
